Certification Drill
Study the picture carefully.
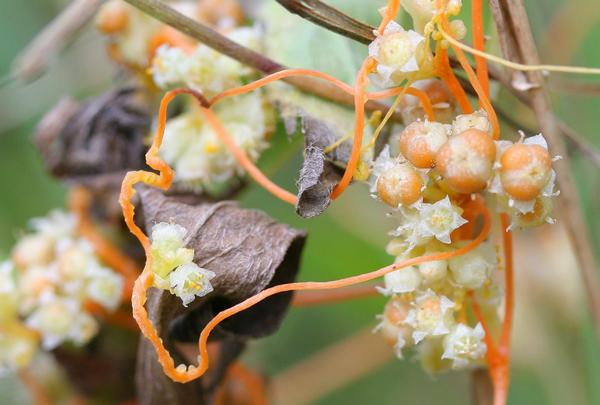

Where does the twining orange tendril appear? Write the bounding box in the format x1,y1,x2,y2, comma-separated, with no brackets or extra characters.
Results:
437,9,500,139
69,186,138,299
330,0,400,199
368,87,435,120
148,26,196,61
18,369,50,405
292,282,382,307
468,290,497,353
469,0,512,400
331,58,374,198
209,68,355,105
84,301,139,333
119,0,493,384
199,106,298,204
472,0,489,96
435,44,473,114
215,362,267,405
160,202,490,383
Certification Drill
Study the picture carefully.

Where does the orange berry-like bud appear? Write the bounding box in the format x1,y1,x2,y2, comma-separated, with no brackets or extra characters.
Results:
500,143,551,200
95,1,129,34
381,297,411,346
399,121,448,168
376,163,424,207
435,129,496,194
197,0,244,29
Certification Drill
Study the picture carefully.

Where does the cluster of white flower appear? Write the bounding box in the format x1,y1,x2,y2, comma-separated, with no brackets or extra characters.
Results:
149,223,215,306
152,26,261,97
0,211,124,373
365,5,558,373
149,20,273,191
159,92,272,191
95,0,210,67
367,109,556,372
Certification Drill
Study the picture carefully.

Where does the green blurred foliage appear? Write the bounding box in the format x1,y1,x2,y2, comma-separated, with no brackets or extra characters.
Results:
0,0,599,404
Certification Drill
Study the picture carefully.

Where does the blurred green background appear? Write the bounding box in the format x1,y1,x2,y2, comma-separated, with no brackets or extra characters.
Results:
1,0,599,404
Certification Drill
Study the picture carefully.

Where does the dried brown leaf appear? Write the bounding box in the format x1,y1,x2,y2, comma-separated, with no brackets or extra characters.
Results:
34,87,150,184
135,187,306,403
278,104,349,218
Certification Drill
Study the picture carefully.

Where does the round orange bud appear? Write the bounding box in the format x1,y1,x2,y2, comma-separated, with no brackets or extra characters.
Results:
500,143,551,200
95,1,129,34
435,129,496,194
399,121,448,168
376,163,424,207
197,0,244,29
381,297,411,346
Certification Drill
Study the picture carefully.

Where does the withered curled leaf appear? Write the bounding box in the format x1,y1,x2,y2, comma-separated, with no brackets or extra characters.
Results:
136,187,306,404
34,86,150,186
279,105,348,218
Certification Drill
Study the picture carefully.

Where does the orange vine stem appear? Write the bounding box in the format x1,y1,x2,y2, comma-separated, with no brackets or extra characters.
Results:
18,369,50,405
199,106,298,205
330,57,373,199
472,0,490,96
138,202,491,383
367,86,436,120
215,362,267,405
435,44,473,114
69,186,138,299
292,282,382,307
438,13,500,139
209,68,355,106
331,0,400,199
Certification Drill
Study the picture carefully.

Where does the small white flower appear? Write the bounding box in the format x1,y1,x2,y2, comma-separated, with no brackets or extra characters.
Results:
68,312,100,346
368,21,424,87
442,323,487,369
368,145,397,192
151,27,262,97
417,337,452,374
150,222,194,280
57,238,96,280
448,249,492,289
29,210,76,241
416,196,467,244
378,266,422,295
86,266,124,311
452,109,491,136
168,263,215,306
11,234,55,269
375,297,413,358
0,323,38,373
25,296,81,349
404,289,455,343
160,92,270,190
152,45,188,88
418,256,448,284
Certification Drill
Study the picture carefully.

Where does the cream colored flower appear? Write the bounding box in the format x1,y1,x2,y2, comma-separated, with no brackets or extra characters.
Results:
448,249,492,289
442,323,487,369
86,266,124,311
452,109,491,136
404,289,455,343
368,21,424,87
168,263,215,306
150,222,194,281
378,265,422,295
